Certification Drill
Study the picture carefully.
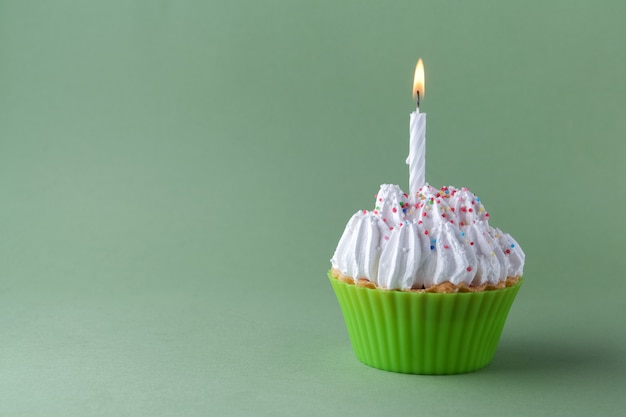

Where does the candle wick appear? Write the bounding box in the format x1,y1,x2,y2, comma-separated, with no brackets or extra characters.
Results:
416,91,420,112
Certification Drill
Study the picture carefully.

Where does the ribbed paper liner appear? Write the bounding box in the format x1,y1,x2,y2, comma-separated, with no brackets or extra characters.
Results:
329,272,522,374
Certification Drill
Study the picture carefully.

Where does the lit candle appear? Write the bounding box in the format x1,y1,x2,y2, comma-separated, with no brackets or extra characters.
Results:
406,59,426,202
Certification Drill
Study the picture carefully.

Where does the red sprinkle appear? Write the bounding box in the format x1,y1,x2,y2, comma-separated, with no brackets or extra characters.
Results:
422,212,427,217
485,213,490,217
414,204,419,209
362,210,367,214
444,244,449,249
392,207,397,213
505,249,511,254
383,218,387,223
470,241,474,246
468,208,473,213
450,207,455,212
424,230,429,235
466,266,472,272
389,227,394,231
442,214,447,218
418,220,422,225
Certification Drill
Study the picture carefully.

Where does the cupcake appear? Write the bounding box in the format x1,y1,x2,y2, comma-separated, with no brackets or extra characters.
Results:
329,183,524,374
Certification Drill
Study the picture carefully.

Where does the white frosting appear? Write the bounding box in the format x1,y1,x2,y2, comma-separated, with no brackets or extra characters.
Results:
429,222,477,287
331,184,525,290
331,211,385,281
378,221,424,289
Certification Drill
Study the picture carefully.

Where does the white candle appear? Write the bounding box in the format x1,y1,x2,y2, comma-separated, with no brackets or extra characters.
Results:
406,59,426,202
407,109,426,200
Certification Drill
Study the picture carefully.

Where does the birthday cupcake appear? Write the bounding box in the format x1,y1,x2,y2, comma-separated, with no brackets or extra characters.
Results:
329,183,524,374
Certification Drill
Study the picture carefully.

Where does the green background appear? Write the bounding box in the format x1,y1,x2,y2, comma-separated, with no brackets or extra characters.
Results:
1,0,625,415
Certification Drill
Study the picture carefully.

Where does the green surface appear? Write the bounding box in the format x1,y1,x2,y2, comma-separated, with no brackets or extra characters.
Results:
0,0,625,415
329,274,522,375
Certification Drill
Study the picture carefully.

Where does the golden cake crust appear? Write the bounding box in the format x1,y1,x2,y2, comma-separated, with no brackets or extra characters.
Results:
330,268,520,293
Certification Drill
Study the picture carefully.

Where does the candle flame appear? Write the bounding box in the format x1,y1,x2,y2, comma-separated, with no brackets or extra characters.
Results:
412,59,425,102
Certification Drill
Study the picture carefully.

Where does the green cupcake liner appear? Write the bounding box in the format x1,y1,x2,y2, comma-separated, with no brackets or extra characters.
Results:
328,272,522,375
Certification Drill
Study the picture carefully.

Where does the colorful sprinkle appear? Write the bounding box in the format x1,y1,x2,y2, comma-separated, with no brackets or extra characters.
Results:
430,245,435,250
424,230,429,235
392,207,397,213
470,241,474,246
466,266,472,272
444,244,449,249
511,244,515,248
505,249,511,254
